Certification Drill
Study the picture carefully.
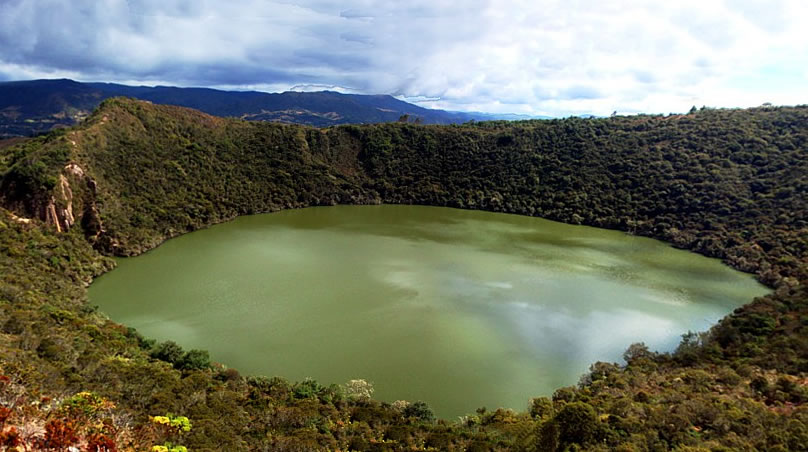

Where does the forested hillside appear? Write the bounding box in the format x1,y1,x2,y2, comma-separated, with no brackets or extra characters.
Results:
0,98,805,450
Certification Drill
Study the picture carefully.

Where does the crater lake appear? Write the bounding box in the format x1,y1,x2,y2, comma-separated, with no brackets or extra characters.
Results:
89,205,770,418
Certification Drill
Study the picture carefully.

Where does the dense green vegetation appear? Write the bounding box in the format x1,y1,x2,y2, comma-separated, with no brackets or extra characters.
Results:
0,98,805,450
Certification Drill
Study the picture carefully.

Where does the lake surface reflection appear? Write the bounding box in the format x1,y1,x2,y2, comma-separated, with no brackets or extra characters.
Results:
90,205,769,418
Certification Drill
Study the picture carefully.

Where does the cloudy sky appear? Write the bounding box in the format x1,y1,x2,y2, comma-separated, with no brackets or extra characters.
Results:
1,0,807,116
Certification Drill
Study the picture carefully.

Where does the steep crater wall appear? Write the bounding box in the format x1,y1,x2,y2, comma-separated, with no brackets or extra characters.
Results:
0,98,806,450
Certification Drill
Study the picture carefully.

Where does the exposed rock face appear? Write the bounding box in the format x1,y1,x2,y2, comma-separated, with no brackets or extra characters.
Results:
64,163,85,178
4,162,106,241
40,165,79,232
8,212,31,224
43,195,64,232
41,173,77,233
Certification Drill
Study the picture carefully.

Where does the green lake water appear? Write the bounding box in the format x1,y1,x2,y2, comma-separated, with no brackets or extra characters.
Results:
89,205,770,418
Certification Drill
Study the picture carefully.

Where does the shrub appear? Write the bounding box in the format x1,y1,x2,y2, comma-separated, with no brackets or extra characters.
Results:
402,401,434,423
529,397,554,418
36,419,79,450
150,341,184,365
293,378,323,399
343,379,374,401
86,432,117,452
177,349,210,371
554,402,599,447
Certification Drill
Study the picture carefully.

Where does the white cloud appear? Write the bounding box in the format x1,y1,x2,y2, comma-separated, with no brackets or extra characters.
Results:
1,0,807,116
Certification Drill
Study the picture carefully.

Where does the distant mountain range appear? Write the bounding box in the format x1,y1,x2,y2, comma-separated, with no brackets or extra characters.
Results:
0,79,548,137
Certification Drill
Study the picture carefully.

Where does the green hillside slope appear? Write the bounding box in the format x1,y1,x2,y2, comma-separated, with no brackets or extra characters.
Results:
0,98,805,451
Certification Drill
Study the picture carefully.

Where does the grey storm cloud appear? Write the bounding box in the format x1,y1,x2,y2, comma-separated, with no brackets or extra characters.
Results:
1,0,807,116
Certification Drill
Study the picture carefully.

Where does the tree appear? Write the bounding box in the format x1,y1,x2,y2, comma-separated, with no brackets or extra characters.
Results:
403,401,434,423
580,361,620,386
150,341,185,365
529,397,553,418
554,402,599,447
178,349,210,371
623,342,652,364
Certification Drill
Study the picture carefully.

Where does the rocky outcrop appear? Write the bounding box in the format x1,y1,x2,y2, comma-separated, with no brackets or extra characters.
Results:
2,161,106,241
39,165,78,232
42,172,76,233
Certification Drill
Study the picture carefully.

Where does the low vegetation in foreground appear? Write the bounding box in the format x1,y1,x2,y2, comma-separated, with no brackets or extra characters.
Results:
0,98,806,450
